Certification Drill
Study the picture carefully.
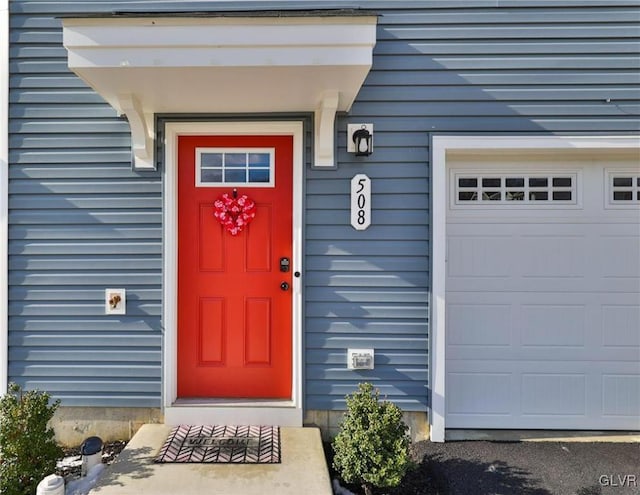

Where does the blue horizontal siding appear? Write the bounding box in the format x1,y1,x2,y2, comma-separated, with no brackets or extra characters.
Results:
8,3,162,407
10,317,162,332
307,350,428,365
8,0,640,414
9,241,162,256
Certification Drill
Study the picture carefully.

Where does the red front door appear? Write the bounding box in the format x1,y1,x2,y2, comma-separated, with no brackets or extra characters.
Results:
177,134,293,399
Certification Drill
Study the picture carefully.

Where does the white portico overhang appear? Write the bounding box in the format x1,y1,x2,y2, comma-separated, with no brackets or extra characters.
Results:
62,12,377,169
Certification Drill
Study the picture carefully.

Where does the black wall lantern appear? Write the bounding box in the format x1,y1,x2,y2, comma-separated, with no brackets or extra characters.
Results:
348,123,373,156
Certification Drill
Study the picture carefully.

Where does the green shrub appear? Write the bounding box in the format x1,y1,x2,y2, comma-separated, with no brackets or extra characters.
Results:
332,382,411,495
0,383,63,495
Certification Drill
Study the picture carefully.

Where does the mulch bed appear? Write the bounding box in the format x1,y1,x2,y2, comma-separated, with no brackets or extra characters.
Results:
324,441,448,495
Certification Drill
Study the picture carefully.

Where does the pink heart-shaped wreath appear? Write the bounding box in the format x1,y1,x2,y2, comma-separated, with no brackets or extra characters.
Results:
213,193,257,236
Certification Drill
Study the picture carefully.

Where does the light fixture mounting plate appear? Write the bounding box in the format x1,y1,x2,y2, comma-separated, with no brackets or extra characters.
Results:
347,123,374,153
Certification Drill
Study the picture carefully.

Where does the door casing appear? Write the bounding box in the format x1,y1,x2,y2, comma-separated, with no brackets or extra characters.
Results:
163,121,304,426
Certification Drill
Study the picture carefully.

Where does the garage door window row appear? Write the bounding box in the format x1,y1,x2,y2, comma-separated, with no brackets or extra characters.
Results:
455,174,576,205
609,173,640,204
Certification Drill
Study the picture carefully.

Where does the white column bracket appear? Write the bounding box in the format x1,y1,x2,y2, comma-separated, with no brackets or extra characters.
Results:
314,91,340,168
118,93,155,171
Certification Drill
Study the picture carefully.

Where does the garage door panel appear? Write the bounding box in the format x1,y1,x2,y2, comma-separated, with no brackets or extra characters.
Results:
521,373,586,416
520,304,585,347
447,235,512,279
448,415,639,430
446,359,621,374
447,372,512,416
446,159,640,431
602,374,640,419
447,338,593,362
447,278,633,293
447,303,511,347
447,270,596,293
519,235,586,279
596,234,640,281
447,349,635,363
447,294,638,360
602,305,640,348
447,361,640,429
446,291,636,304
449,223,639,292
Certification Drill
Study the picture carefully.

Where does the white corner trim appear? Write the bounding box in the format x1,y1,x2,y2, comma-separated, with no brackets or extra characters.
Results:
430,134,640,443
0,0,9,395
430,138,447,443
314,91,339,168
162,121,304,426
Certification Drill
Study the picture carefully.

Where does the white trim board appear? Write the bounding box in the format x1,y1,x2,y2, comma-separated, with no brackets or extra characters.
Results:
430,134,640,443
0,0,9,394
163,121,304,426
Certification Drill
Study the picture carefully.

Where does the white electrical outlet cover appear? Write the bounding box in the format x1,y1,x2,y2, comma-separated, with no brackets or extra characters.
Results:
347,348,375,370
105,288,126,315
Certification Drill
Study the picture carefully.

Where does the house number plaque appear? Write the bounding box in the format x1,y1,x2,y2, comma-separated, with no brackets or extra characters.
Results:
351,174,371,230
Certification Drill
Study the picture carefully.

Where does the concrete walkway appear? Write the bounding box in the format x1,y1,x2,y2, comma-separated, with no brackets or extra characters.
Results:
89,424,333,495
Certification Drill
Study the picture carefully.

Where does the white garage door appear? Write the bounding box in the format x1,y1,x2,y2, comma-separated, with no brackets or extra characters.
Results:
446,155,640,430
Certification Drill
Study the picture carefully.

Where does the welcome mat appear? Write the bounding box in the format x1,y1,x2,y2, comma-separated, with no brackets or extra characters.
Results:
154,425,281,464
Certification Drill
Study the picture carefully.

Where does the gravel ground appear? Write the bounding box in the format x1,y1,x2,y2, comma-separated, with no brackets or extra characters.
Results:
57,441,127,482
329,441,639,495
325,442,445,495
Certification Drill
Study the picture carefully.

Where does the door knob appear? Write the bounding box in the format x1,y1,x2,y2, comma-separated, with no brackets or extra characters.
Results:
280,282,290,291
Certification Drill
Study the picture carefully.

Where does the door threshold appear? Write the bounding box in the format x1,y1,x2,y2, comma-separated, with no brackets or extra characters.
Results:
165,401,303,426
173,398,296,407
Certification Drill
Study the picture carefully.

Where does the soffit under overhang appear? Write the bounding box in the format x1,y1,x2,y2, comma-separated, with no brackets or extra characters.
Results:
62,13,377,169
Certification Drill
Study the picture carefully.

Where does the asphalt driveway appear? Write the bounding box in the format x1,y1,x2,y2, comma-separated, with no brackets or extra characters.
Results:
413,440,640,495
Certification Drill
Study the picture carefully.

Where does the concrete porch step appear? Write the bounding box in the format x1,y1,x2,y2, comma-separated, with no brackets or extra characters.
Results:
89,424,333,495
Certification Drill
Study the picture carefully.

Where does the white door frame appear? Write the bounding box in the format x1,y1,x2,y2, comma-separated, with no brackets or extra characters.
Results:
163,121,304,426
430,134,640,442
